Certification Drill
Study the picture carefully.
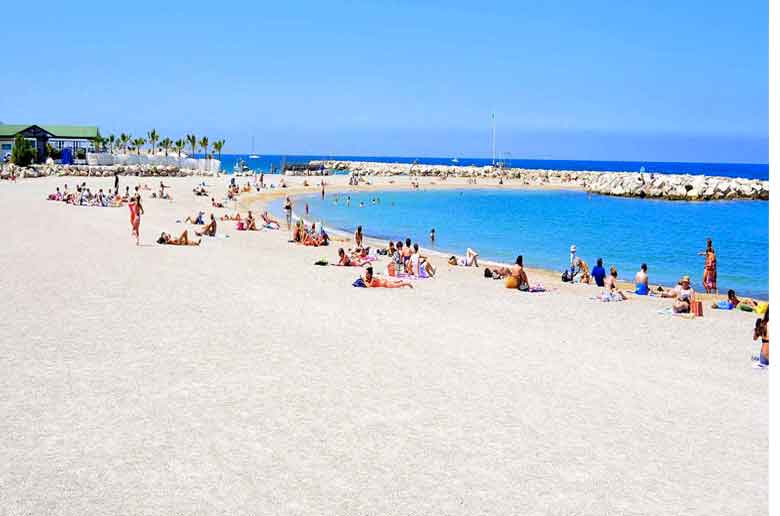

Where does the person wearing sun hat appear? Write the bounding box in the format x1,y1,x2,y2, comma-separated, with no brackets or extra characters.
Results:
661,274,696,313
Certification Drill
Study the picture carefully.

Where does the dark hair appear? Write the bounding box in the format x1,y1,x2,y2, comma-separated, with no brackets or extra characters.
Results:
405,238,411,246
515,255,523,266
484,267,493,278
357,225,362,232
597,258,603,267
727,289,736,298
413,243,419,252
641,263,647,271
396,240,403,248
365,266,373,275
338,247,345,255
156,233,166,244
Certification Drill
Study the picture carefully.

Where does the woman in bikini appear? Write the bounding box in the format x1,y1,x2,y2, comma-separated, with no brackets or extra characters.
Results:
753,309,769,367
700,238,717,294
196,213,217,237
361,266,413,289
245,210,258,231
131,195,143,245
157,230,201,246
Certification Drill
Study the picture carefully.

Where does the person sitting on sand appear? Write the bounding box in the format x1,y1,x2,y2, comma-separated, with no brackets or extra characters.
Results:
261,211,280,229
335,248,357,266
185,211,206,225
211,197,225,208
661,275,695,313
196,213,217,237
193,184,208,196
410,243,436,278
245,210,257,231
634,263,650,295
505,255,530,290
448,248,479,267
157,230,201,246
591,258,606,287
598,266,627,301
575,258,591,283
356,266,413,289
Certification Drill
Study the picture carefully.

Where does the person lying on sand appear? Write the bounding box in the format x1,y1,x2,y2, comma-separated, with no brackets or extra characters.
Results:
157,230,201,246
196,213,217,237
220,212,241,221
185,211,205,225
448,248,479,267
193,184,208,196
484,266,512,279
410,243,435,278
356,266,413,289
335,248,359,266
712,289,758,311
211,197,225,208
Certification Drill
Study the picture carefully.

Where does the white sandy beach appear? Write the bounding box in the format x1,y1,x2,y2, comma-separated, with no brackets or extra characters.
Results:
0,174,767,515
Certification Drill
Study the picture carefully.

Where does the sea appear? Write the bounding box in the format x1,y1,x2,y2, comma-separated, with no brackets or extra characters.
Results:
271,188,768,299
215,154,769,180
217,153,767,298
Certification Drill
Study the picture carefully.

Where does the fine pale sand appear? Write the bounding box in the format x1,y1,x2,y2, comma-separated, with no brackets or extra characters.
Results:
0,174,766,515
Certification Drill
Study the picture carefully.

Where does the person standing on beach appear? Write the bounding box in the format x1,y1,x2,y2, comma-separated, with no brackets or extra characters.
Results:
430,228,435,245
321,181,325,200
699,238,717,294
114,172,119,196
568,245,578,281
354,226,363,248
131,194,143,245
283,196,293,231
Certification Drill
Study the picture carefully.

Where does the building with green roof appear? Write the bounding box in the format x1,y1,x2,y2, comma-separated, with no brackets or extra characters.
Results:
0,124,99,163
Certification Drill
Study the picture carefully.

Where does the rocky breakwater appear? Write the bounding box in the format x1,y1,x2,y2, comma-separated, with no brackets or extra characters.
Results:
585,172,768,201
323,160,768,201
0,163,219,179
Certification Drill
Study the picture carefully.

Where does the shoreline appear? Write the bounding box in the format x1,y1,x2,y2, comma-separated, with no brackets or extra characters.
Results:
243,176,767,302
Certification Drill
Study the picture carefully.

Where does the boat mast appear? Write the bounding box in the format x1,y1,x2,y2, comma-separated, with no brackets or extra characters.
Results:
491,113,496,167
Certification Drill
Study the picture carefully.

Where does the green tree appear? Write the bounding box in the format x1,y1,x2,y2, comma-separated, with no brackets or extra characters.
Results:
147,129,159,155
186,134,197,158
118,133,130,152
174,139,185,159
132,137,145,155
108,134,116,153
198,136,209,160
93,133,106,153
212,138,225,161
11,134,35,166
160,137,172,157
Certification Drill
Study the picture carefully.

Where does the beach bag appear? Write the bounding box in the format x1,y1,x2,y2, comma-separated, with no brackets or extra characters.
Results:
505,276,518,289
352,278,366,288
691,300,704,317
518,282,529,292
561,270,572,282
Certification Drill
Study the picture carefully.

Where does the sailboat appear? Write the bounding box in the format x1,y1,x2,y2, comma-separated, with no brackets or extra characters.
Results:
249,136,260,159
451,158,460,164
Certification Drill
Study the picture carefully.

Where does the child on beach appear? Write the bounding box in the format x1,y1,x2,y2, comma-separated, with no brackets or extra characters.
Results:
753,309,769,368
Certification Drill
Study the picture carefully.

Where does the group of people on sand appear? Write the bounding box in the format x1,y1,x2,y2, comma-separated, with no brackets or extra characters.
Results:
48,183,123,207
292,219,330,246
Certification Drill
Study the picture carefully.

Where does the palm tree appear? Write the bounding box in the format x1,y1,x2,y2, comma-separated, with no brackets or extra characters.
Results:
118,133,130,153
212,138,225,161
199,136,209,161
93,133,105,153
174,139,185,159
108,134,116,153
147,129,159,155
132,137,145,155
186,134,197,158
160,137,172,157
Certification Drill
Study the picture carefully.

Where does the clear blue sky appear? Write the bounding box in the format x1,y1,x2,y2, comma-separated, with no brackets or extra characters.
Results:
1,0,767,162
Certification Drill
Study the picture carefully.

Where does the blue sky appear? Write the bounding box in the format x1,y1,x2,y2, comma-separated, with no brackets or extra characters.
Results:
1,0,767,162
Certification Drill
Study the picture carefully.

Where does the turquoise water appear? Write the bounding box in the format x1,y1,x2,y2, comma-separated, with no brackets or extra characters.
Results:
273,189,768,298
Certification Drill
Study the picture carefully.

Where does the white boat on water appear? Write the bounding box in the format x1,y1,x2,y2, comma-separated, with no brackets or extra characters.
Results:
452,158,459,163
249,136,260,159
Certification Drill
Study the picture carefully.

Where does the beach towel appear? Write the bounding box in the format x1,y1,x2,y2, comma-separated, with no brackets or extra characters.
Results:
352,278,366,288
